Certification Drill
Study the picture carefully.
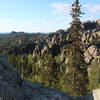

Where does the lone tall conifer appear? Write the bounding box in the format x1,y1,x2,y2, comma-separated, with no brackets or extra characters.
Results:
66,0,89,96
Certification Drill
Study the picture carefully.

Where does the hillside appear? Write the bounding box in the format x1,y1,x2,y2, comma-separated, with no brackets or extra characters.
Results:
0,19,99,96
0,54,100,100
0,0,100,98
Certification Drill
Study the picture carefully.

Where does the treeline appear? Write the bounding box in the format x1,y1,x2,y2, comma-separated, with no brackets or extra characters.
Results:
0,31,47,54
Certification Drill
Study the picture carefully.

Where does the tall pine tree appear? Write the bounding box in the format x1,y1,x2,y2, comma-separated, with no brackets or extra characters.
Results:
66,0,89,96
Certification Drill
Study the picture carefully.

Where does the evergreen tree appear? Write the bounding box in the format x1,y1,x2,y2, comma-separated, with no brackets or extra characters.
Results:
88,57,100,90
66,0,89,96
39,54,60,88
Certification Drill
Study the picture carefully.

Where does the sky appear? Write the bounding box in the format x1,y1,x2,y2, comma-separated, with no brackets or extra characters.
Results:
0,0,100,33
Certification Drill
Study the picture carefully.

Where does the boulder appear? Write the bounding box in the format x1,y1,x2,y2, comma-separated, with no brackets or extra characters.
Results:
93,89,100,100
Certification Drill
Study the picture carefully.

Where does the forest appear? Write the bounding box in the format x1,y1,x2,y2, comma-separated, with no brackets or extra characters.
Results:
0,0,100,97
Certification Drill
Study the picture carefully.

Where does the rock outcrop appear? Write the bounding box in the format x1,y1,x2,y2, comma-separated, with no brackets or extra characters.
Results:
33,30,68,57
81,30,97,49
0,55,100,100
33,24,100,64
93,89,100,100
84,45,100,64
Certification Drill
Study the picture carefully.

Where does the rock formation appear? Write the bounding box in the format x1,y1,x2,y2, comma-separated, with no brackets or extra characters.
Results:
97,18,100,25
33,30,67,57
33,20,100,64
84,45,100,64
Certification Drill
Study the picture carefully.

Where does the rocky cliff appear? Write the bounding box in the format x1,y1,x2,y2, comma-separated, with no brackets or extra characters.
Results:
0,54,100,100
33,21,100,64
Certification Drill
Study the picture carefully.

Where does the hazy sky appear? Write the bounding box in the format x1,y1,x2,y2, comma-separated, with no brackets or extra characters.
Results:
0,0,100,32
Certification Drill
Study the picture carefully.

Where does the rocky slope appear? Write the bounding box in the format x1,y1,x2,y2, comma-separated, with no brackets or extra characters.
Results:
0,55,100,100
33,21,100,64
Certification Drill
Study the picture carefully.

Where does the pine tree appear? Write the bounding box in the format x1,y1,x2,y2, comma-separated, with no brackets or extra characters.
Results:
71,0,84,25
66,0,89,96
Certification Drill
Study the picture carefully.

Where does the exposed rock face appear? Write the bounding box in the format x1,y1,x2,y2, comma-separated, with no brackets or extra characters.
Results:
97,18,100,25
81,30,96,48
33,27,100,64
33,30,67,57
84,45,100,64
93,89,100,100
